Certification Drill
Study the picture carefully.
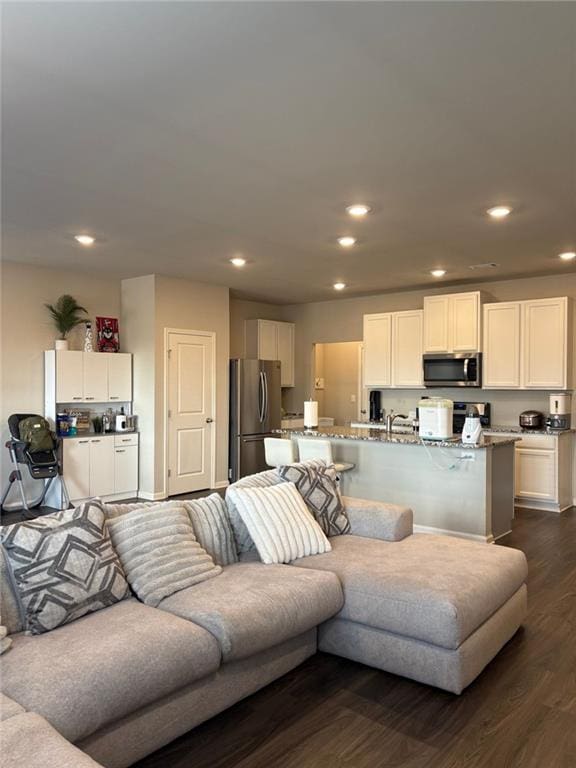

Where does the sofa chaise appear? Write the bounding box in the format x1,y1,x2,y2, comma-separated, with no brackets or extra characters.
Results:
0,469,528,768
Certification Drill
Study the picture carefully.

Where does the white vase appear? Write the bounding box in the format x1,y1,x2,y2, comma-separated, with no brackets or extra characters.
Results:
55,339,69,351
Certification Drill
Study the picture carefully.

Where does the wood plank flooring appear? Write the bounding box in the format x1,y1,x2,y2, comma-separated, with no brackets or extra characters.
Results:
133,506,576,768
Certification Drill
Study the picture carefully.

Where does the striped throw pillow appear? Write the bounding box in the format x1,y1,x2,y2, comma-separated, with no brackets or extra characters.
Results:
107,505,222,607
225,469,283,554
183,494,238,566
227,482,331,564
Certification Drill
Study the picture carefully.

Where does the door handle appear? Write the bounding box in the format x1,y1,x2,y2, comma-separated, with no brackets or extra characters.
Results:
206,418,214,423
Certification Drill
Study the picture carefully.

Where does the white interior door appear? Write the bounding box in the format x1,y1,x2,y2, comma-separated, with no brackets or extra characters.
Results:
167,331,214,495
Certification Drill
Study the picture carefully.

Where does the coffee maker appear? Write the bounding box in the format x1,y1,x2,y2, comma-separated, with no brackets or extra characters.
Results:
369,390,382,423
546,393,572,431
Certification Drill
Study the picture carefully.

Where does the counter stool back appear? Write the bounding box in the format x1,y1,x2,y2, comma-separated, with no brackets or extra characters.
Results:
264,437,297,467
297,438,355,473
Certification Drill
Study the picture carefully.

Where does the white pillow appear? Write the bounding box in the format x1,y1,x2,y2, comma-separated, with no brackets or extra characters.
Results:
227,482,331,564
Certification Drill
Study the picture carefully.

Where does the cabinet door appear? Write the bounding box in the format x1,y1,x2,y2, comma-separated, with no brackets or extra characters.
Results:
63,438,90,500
423,296,450,353
83,353,109,402
522,298,567,389
483,303,521,388
56,351,84,402
451,293,480,352
107,353,132,401
276,322,295,387
515,449,556,501
393,311,423,387
363,314,392,387
89,438,115,497
114,445,139,494
258,321,278,360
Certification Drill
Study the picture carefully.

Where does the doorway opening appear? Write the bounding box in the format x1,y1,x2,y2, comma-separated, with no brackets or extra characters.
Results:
313,342,363,426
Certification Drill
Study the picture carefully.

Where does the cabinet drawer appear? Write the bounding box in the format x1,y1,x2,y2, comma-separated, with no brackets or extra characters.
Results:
114,433,139,447
515,434,556,451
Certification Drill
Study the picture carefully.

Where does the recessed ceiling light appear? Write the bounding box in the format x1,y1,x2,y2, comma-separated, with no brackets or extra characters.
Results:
346,204,371,218
333,282,346,291
430,269,446,278
487,206,512,219
230,257,246,267
559,251,576,261
74,234,95,246
337,236,356,247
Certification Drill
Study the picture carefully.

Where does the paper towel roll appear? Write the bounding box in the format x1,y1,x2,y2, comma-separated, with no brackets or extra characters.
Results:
304,400,319,429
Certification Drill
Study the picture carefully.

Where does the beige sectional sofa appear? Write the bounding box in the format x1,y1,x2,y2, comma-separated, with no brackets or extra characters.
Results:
0,471,528,768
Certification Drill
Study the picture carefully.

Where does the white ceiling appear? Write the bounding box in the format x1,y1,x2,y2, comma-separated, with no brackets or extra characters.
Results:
3,2,576,304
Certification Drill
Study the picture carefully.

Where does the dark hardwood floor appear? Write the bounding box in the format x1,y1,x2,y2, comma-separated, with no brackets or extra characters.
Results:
132,506,576,768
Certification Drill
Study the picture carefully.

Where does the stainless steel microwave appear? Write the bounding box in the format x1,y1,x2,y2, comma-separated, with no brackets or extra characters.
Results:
423,353,482,388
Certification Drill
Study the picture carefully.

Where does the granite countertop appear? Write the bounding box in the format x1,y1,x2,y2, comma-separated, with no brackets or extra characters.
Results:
59,431,139,439
485,425,575,435
275,426,519,450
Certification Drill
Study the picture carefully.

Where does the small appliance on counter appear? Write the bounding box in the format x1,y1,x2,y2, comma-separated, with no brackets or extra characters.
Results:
115,408,137,432
418,397,454,440
519,410,544,429
461,405,483,445
546,393,572,431
369,390,383,422
453,402,491,434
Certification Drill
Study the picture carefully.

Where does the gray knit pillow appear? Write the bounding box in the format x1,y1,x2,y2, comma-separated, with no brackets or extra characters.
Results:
106,504,222,607
182,494,238,566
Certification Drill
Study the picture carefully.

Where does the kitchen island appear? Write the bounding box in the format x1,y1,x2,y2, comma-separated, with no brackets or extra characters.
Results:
276,426,519,542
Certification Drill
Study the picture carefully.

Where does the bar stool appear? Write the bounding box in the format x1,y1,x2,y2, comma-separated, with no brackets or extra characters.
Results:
264,437,297,467
297,438,355,473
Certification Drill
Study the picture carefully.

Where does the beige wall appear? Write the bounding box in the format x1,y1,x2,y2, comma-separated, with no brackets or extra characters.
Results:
315,342,361,424
0,261,121,492
229,298,287,358
281,272,576,417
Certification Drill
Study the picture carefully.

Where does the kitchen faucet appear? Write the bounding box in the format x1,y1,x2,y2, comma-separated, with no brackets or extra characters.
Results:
386,412,407,432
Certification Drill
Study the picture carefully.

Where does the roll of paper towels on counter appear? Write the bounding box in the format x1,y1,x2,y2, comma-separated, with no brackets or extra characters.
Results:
304,400,319,429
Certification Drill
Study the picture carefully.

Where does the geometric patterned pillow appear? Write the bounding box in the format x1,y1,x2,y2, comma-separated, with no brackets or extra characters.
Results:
277,461,351,537
0,499,130,635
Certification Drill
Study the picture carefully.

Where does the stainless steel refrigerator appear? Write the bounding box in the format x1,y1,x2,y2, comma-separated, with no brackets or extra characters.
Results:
229,359,282,482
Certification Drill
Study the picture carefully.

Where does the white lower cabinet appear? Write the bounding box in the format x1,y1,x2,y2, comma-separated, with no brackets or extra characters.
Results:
63,434,139,502
515,448,556,501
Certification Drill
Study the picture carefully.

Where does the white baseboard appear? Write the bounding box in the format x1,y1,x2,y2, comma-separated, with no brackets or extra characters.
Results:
137,491,168,501
413,524,494,544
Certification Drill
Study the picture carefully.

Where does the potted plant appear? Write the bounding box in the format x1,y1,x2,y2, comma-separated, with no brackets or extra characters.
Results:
45,294,88,350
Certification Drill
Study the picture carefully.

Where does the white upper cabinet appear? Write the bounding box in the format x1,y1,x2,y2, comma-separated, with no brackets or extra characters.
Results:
107,353,132,401
483,302,522,388
363,313,392,387
83,353,109,402
483,297,572,390
55,351,84,402
245,319,295,387
47,351,133,403
392,310,423,387
522,298,569,389
423,292,481,353
363,310,422,388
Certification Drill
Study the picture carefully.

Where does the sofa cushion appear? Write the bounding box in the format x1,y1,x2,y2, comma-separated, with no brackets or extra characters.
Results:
277,461,351,537
106,504,222,606
0,692,24,722
0,712,104,768
158,561,344,661
0,598,221,742
0,547,22,635
292,534,528,649
225,469,283,554
1,500,130,634
227,483,331,564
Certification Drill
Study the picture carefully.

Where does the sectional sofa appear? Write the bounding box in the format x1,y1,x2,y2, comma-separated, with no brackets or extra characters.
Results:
0,468,528,768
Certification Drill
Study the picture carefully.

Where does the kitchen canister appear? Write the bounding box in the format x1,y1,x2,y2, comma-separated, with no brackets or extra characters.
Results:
304,400,319,429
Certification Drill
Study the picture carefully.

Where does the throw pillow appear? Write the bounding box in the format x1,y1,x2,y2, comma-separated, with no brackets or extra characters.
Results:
0,500,130,635
182,494,238,566
225,469,283,554
277,461,351,537
227,482,331,564
0,623,11,654
106,504,222,607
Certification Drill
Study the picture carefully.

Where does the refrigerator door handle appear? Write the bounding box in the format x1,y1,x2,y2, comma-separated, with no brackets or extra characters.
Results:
263,372,269,423
258,371,265,423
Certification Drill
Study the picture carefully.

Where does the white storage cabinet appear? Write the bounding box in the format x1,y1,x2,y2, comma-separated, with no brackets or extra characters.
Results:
363,310,423,388
244,319,295,387
62,434,139,503
46,351,133,403
423,292,481,353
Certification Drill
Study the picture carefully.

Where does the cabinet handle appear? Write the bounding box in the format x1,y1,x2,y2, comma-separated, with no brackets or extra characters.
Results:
79,440,89,444
116,449,126,453
85,397,95,401
91,439,101,443
73,397,82,401
121,438,131,442
110,396,119,400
